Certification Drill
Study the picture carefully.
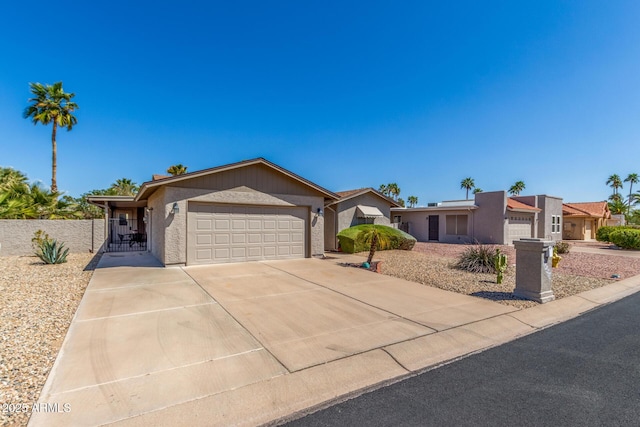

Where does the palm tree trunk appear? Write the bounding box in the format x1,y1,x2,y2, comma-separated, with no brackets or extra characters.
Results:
367,233,378,264
51,121,58,193
629,183,634,215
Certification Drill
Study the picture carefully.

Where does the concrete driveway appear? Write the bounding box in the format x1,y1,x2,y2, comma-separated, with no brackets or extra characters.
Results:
33,252,635,426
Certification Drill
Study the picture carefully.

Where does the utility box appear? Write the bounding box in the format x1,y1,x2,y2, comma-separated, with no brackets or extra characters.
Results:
513,238,555,303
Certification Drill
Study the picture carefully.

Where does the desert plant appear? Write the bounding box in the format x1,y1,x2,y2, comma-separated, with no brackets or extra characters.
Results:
608,229,640,250
31,229,52,251
360,226,393,264
494,249,507,284
456,244,497,273
35,238,69,264
554,241,571,254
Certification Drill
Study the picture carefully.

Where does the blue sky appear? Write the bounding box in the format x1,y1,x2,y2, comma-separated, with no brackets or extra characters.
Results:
1,1,639,204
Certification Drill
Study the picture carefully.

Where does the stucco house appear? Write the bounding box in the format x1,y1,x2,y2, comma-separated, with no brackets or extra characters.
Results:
562,201,611,240
323,188,400,251
391,191,563,244
89,158,338,266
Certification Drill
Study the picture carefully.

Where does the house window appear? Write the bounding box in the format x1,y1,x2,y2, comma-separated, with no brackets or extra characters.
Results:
551,215,561,233
393,215,402,224
446,215,468,235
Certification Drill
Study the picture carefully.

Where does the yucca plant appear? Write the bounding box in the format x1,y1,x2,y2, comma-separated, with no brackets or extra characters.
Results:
455,244,497,273
35,238,69,264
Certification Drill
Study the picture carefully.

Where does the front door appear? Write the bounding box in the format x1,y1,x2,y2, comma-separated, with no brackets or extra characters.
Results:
428,215,439,241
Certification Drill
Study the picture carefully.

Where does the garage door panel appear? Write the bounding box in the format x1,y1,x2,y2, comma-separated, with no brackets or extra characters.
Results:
188,203,308,265
215,219,230,230
215,234,230,244
232,234,246,244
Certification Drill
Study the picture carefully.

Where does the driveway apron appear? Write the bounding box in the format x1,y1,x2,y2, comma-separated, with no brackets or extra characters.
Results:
31,253,520,427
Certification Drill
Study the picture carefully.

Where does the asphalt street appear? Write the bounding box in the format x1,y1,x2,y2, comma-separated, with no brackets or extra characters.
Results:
285,291,640,427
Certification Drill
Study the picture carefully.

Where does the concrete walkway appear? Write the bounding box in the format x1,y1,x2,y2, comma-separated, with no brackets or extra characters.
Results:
30,253,640,427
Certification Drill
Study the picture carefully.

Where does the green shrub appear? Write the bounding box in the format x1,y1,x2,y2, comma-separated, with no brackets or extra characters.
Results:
609,229,640,250
554,241,571,254
596,226,617,242
337,224,416,254
35,238,70,264
456,244,498,273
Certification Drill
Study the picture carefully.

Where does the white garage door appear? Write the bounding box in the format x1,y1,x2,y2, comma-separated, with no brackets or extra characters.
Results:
508,215,533,243
187,203,307,265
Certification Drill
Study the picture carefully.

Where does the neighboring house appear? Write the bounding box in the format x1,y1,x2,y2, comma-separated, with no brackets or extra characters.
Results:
562,201,611,240
391,191,563,244
323,188,400,251
89,158,338,266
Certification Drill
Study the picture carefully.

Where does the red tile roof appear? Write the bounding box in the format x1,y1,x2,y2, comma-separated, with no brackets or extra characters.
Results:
562,202,610,218
507,198,541,212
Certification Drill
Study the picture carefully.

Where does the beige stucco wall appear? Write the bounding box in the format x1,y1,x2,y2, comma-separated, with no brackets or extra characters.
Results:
147,187,167,264
473,191,508,244
0,219,105,256
152,185,325,265
513,195,563,241
335,193,392,232
392,209,475,243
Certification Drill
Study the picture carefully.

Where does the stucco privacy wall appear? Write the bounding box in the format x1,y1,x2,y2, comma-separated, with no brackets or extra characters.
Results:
335,192,392,232
474,191,508,244
0,219,105,256
154,186,324,265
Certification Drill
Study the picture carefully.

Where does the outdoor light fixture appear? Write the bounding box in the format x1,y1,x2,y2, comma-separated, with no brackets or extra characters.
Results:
172,202,180,214
316,208,323,217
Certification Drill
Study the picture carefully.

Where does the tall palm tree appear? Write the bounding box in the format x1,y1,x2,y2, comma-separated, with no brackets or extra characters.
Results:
609,193,623,203
167,164,188,176
378,184,390,197
508,181,526,196
460,178,475,199
624,173,639,214
606,174,623,196
23,82,79,193
407,195,418,207
388,183,400,201
110,178,139,196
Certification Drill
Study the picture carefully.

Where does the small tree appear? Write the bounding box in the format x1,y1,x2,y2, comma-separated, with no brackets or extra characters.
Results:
407,195,418,207
473,188,483,194
361,226,392,264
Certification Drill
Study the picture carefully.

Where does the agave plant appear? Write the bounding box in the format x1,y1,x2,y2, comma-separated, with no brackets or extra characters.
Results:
35,239,70,264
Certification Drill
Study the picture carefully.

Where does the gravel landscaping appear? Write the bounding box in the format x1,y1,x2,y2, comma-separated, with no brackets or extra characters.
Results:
0,253,98,427
360,242,640,310
2,241,640,426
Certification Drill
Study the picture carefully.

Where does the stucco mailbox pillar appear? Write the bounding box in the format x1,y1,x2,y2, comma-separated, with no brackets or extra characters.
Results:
513,238,555,303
